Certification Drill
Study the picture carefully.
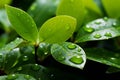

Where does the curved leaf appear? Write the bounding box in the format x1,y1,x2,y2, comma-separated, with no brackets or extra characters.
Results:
37,42,51,61
56,0,85,31
28,0,60,28
85,48,120,68
0,0,12,8
5,5,38,43
75,18,120,43
102,0,120,18
0,74,36,80
39,15,76,43
51,42,86,69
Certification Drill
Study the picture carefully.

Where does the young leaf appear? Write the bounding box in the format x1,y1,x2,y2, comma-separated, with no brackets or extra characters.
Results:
56,0,85,31
51,42,86,69
0,74,36,80
39,15,76,43
85,48,120,68
75,18,120,43
5,5,38,43
28,0,60,28
102,0,120,18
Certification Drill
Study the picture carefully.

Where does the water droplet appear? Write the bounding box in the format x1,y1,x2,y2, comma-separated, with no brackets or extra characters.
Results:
23,56,29,61
58,56,65,61
67,44,76,50
32,64,40,71
84,25,94,33
17,67,22,71
103,17,108,21
44,52,48,55
95,21,101,24
94,33,102,39
112,22,117,27
110,57,116,60
7,74,18,80
69,56,83,64
24,75,30,79
104,32,112,37
77,48,81,52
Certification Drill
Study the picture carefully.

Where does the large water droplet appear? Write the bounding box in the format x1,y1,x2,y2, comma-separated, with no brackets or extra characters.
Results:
32,64,40,71
84,25,94,33
95,21,101,24
24,75,30,79
104,32,112,37
67,44,76,50
23,56,29,61
94,33,102,39
7,74,18,80
69,56,83,64
77,48,81,52
103,17,108,21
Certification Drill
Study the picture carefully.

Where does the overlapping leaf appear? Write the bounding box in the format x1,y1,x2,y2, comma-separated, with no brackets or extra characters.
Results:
76,18,120,43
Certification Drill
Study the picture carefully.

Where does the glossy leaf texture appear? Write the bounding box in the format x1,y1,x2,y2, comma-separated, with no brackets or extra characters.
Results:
37,42,51,61
39,15,76,43
12,64,50,80
85,48,120,68
0,74,36,80
75,18,120,43
5,5,38,43
51,42,86,69
28,0,60,28
102,0,120,18
56,0,85,31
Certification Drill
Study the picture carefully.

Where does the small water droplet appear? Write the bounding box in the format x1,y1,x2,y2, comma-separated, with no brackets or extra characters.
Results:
69,56,83,64
95,21,101,24
84,25,94,33
7,74,18,80
23,56,29,61
94,33,102,39
103,17,108,21
44,52,48,55
32,64,40,71
112,22,117,27
58,56,65,61
77,48,81,52
104,32,112,37
110,57,116,60
24,75,30,79
66,25,70,30
17,67,22,71
67,44,76,50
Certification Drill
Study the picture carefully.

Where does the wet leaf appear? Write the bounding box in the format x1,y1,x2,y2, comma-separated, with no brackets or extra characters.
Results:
0,74,36,80
51,42,86,69
5,5,38,43
56,0,85,31
39,15,76,43
28,0,60,28
85,48,120,68
75,18,120,43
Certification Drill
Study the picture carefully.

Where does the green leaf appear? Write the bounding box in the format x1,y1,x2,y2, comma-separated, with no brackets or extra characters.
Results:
39,15,76,43
0,74,36,80
37,43,51,61
0,0,12,8
51,42,86,69
85,48,120,68
56,0,85,31
5,5,38,43
28,0,60,28
75,18,120,43
102,0,120,18
12,64,50,80
0,34,8,48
